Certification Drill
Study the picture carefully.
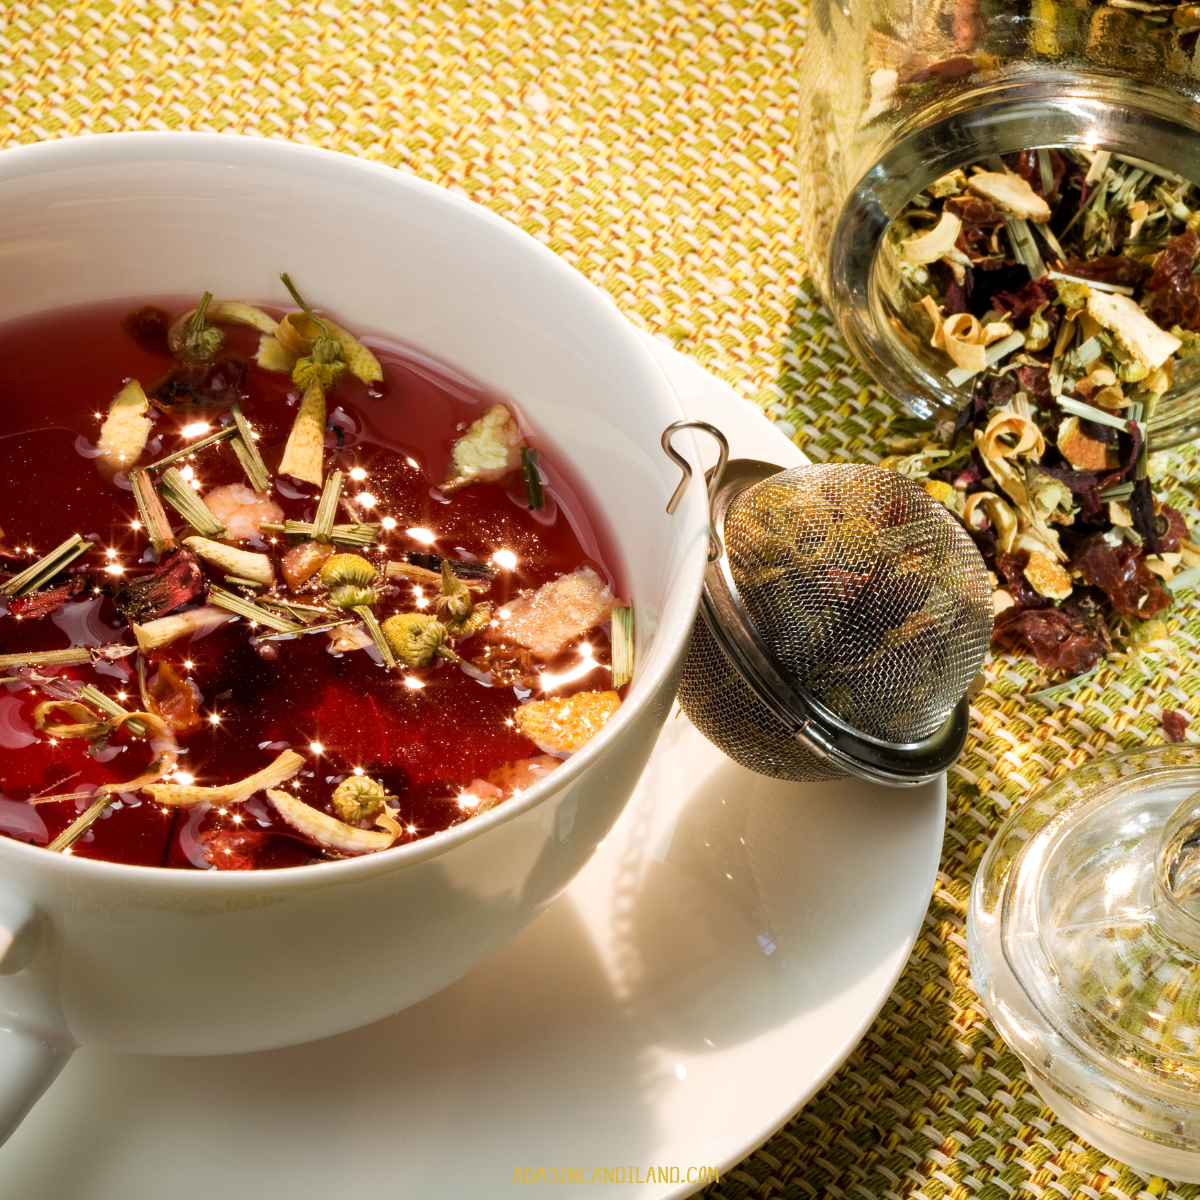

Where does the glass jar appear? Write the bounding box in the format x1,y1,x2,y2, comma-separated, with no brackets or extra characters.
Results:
969,745,1200,1178
797,0,1200,447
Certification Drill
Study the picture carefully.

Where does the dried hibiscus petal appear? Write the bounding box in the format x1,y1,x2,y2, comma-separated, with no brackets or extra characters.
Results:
991,604,1110,677
993,276,1058,324
1012,149,1066,199
113,548,206,623
203,829,322,871
1071,533,1168,618
8,582,74,619
150,355,247,415
1062,255,1148,289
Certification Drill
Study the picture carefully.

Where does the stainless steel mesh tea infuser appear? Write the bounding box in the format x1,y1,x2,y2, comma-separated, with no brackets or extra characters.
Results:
663,421,993,786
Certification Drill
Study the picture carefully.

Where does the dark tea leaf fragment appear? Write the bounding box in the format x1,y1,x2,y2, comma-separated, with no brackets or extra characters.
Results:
112,548,206,623
404,551,494,581
150,355,247,414
121,306,171,354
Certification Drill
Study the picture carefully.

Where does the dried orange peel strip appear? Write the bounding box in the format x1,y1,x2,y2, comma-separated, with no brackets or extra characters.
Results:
513,690,621,754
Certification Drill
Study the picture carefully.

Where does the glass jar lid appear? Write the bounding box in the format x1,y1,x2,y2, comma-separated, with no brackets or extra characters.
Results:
969,746,1200,1180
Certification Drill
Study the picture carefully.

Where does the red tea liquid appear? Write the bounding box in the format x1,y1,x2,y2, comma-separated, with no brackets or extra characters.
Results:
0,300,623,869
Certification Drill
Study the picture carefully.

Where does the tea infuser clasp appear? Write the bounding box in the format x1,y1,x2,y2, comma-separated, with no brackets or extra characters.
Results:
661,420,730,562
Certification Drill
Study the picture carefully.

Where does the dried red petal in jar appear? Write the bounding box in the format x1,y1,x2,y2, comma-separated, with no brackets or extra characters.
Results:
1062,255,1149,290
1143,230,1200,332
1071,533,1168,618
1158,504,1189,554
112,548,206,623
994,552,1052,611
147,662,202,735
150,355,247,414
993,276,1058,324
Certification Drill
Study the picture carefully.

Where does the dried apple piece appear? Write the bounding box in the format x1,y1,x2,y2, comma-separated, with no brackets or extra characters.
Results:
147,662,202,734
443,404,526,495
183,535,275,588
497,567,615,658
96,379,152,481
282,540,334,590
133,604,236,653
266,788,396,854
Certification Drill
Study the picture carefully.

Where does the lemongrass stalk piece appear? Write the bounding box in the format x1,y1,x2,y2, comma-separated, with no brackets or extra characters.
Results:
228,403,271,493
144,749,305,807
312,470,344,543
610,605,634,688
260,520,380,547
278,380,326,487
355,606,396,668
158,469,227,538
0,645,134,669
0,535,89,598
266,788,396,854
130,468,178,553
207,586,304,633
133,605,236,653
182,535,274,588
143,424,237,474
96,379,151,480
256,334,298,374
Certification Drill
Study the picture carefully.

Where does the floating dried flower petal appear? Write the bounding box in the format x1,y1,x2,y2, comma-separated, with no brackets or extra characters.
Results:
113,548,207,624
282,540,334,591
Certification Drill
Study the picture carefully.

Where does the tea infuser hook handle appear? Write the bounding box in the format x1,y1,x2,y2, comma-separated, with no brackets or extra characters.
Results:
661,420,730,562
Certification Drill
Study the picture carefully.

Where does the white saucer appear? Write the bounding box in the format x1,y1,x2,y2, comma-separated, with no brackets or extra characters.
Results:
0,336,945,1200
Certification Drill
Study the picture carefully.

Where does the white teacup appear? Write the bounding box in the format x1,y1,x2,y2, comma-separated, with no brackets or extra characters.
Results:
0,132,707,1144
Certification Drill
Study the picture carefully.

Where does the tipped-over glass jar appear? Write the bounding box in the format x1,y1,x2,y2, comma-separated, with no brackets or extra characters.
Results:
798,0,1200,447
969,745,1200,1179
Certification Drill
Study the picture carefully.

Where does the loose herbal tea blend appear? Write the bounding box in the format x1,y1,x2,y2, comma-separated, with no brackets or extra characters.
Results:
884,149,1200,686
0,282,630,869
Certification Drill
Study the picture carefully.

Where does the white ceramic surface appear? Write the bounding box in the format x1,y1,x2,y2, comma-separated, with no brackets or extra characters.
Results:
0,132,709,1138
0,336,947,1200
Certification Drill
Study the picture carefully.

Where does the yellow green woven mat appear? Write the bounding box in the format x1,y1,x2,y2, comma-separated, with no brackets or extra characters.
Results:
4,2,1200,1198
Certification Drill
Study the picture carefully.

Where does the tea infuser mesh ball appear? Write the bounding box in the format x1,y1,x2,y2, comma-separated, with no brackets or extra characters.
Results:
662,422,993,786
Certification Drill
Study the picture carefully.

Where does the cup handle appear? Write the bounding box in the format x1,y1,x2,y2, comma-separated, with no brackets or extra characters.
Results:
0,892,74,1148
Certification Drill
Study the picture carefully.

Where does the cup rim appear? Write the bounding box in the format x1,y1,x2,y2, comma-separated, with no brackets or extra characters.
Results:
0,130,708,887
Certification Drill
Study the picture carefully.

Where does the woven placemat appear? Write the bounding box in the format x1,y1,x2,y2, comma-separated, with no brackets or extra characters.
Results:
3,3,1200,1198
